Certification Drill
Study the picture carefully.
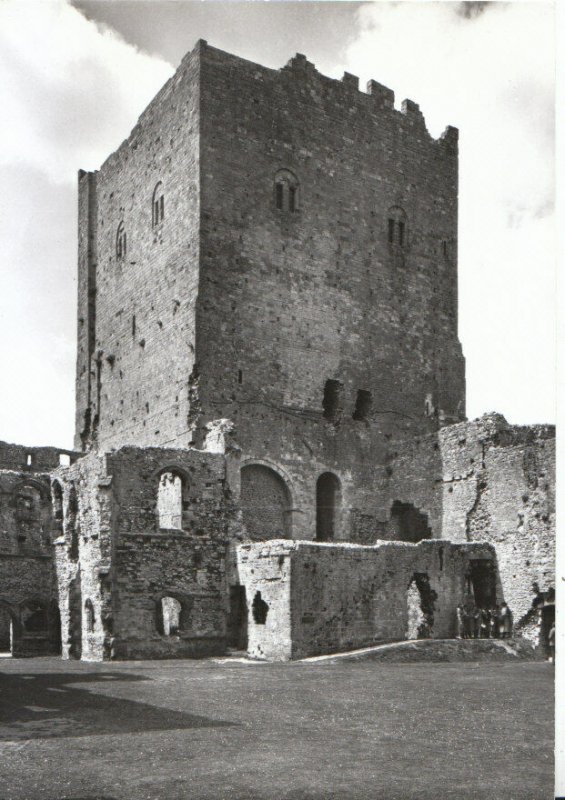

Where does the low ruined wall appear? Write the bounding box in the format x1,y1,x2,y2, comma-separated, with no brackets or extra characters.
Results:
237,539,496,660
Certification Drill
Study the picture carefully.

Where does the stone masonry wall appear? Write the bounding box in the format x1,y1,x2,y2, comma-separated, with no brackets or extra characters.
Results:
385,414,555,644
0,442,73,656
237,539,496,661
54,446,240,660
75,45,202,451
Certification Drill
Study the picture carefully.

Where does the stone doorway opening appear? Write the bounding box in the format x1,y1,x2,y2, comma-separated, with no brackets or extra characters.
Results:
468,559,497,608
227,585,248,651
406,573,436,639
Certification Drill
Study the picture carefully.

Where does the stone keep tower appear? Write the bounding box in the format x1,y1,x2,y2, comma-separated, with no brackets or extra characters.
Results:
75,41,465,542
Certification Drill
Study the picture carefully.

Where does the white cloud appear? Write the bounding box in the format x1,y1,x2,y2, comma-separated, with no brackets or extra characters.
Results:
0,0,173,184
344,1,555,424
0,0,173,447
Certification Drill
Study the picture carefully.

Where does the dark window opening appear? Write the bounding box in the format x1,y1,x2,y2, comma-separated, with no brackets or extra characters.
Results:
132,314,136,338
398,220,405,246
288,185,297,212
252,591,269,625
316,472,341,541
442,239,448,257
274,169,299,213
152,182,165,226
467,560,497,608
85,599,95,633
322,379,343,423
386,207,407,248
52,481,63,526
228,585,248,650
390,500,431,543
116,221,126,259
68,485,79,560
352,389,372,421
22,602,48,633
238,369,243,384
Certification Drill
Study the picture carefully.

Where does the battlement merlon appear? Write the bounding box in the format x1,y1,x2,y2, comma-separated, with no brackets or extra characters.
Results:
116,39,459,155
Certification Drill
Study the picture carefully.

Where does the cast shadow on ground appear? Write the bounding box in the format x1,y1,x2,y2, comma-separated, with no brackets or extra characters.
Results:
0,671,236,740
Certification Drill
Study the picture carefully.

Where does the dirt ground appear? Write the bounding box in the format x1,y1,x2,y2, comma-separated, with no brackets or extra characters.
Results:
0,656,554,800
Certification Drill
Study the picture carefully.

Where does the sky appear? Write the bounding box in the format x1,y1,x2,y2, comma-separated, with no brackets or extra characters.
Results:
0,0,556,448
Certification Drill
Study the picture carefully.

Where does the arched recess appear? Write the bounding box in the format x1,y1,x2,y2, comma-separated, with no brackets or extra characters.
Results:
316,472,341,541
240,463,292,540
274,169,300,213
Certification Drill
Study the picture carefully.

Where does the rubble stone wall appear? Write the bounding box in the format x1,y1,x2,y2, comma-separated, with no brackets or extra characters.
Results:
237,539,496,660
386,414,555,641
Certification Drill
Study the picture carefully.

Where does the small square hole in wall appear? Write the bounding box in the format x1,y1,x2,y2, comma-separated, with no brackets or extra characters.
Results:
59,454,71,467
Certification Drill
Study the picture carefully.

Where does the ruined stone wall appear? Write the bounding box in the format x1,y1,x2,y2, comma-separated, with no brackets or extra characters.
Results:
237,539,495,660
75,45,202,452
54,446,240,660
193,43,464,539
0,443,70,656
385,414,555,643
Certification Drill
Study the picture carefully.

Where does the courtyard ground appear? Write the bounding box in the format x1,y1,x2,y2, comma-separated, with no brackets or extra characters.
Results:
0,655,554,800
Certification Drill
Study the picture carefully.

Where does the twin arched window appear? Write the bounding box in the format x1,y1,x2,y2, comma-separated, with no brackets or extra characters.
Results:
274,169,299,213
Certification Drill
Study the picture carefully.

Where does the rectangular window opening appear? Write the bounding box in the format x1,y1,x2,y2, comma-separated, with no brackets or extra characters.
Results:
388,218,395,244
275,183,284,210
59,453,71,467
26,454,32,466
322,379,343,423
160,195,165,221
288,186,296,213
352,389,373,421
398,221,405,246
238,369,243,384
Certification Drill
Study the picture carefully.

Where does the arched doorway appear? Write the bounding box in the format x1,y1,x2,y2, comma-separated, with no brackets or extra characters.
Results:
240,464,292,540
316,472,341,541
406,573,437,639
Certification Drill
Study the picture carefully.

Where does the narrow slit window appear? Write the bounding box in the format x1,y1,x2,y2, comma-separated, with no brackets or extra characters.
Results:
388,218,395,244
398,221,405,247
274,169,299,213
322,379,343,423
275,182,284,210
152,182,164,227
288,185,297,213
352,389,372,421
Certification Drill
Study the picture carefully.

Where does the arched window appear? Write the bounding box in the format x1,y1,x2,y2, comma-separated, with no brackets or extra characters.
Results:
152,182,164,226
52,481,63,531
116,221,127,260
316,472,341,541
274,169,299,213
387,206,407,247
157,471,184,530
85,599,95,633
157,596,182,635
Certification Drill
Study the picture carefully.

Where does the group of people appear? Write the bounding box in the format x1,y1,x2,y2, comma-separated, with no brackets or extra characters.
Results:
456,601,513,640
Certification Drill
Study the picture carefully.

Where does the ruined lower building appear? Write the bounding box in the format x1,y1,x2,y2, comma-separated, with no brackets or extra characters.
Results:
0,42,555,661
